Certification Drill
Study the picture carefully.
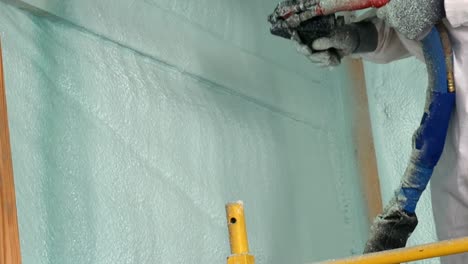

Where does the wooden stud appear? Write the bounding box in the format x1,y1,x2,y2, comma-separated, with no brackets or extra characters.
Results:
345,58,383,222
0,38,22,264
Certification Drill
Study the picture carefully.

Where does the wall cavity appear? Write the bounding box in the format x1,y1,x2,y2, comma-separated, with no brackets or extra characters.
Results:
0,1,370,263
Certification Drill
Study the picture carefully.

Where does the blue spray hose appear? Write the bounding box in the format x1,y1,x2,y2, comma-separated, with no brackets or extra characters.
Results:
395,26,455,213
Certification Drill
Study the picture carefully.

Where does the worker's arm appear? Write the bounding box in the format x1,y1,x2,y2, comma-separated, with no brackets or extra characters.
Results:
356,13,422,64
377,0,444,40
295,0,445,67
294,11,421,67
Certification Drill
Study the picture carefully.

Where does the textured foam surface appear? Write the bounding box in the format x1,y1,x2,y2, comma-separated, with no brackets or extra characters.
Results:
0,1,368,263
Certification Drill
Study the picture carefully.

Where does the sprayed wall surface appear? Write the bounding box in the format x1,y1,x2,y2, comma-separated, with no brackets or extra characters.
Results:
0,1,369,263
364,58,439,263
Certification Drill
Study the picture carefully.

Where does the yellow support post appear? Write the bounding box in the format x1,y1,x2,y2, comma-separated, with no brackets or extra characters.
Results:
225,201,255,264
312,236,468,264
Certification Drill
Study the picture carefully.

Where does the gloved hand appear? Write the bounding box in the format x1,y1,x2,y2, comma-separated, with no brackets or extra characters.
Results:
377,0,444,40
293,21,378,68
364,204,418,253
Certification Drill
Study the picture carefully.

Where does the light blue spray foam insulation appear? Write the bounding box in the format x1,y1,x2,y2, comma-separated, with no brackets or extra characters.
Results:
0,1,368,263
363,58,439,264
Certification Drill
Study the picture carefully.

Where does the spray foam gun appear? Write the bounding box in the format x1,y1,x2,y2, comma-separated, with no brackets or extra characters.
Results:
267,0,388,63
267,0,390,40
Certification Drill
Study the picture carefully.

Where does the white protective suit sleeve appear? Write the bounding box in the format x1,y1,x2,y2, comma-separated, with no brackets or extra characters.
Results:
355,0,468,64
445,0,468,27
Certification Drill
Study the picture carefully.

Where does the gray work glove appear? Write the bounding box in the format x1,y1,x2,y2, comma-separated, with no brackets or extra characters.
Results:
364,204,418,254
294,22,378,68
377,0,444,40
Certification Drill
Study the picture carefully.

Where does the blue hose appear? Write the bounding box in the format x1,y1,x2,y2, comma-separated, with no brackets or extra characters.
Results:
396,26,455,213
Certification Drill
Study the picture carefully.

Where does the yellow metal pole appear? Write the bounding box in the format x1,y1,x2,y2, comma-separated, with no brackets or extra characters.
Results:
313,237,468,264
226,201,255,264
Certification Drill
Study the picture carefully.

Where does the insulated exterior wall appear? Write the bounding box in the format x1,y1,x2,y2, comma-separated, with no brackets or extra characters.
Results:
0,1,369,263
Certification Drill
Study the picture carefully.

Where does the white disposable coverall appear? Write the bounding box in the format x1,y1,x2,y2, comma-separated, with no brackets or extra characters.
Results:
360,1,468,263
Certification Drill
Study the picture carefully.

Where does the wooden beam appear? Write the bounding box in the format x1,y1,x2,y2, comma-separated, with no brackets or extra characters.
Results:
0,38,22,264
345,58,383,222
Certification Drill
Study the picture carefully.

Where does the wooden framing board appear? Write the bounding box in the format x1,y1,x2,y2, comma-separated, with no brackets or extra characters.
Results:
0,39,21,263
345,58,383,222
